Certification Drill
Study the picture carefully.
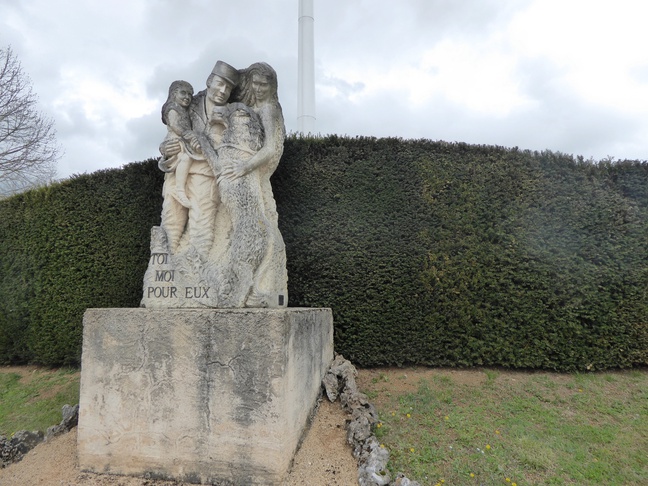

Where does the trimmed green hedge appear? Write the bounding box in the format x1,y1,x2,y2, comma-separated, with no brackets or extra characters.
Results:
1,136,647,370
0,160,163,365
276,138,648,369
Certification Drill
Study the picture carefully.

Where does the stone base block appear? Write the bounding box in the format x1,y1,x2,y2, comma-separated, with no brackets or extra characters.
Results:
77,308,334,485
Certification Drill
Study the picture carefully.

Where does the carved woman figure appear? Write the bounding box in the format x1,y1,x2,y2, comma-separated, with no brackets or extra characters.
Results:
221,62,285,181
219,62,288,307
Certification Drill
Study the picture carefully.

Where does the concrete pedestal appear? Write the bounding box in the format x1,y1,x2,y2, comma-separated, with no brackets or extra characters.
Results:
77,308,333,485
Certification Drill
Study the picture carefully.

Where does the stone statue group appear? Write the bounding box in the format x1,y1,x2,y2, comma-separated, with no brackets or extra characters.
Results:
141,61,288,309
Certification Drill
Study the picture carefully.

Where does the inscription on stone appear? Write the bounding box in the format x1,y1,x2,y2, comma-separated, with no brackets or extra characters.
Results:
147,287,177,299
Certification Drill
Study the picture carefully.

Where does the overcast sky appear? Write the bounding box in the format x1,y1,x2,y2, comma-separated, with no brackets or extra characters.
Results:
1,0,647,180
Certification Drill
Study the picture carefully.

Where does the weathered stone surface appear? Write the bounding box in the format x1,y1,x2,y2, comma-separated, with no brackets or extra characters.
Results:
77,307,333,485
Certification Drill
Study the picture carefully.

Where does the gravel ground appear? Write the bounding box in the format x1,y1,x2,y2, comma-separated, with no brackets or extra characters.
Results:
0,397,358,486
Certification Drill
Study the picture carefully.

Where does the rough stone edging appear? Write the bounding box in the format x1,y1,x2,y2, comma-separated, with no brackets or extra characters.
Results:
322,354,421,486
0,404,78,468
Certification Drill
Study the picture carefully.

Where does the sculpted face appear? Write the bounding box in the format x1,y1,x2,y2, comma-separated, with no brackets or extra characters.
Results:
207,75,234,106
251,74,271,103
174,87,193,108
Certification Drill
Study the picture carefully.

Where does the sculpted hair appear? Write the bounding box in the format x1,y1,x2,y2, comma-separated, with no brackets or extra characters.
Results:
233,62,279,106
161,80,193,124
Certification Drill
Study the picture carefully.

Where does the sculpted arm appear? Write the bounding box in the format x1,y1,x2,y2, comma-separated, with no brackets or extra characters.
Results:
166,110,201,152
218,106,282,182
160,101,207,159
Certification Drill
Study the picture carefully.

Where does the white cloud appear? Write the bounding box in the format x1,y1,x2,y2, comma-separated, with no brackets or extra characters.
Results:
508,0,648,113
416,40,532,115
55,67,158,123
1,0,647,181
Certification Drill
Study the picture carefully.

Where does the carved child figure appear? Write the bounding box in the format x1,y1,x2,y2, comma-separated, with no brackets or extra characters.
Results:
160,80,204,209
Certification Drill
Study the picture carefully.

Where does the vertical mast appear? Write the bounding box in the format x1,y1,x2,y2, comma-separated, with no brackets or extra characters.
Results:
298,0,316,134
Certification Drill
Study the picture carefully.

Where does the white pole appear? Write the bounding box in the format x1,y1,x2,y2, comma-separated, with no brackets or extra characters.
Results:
298,0,316,134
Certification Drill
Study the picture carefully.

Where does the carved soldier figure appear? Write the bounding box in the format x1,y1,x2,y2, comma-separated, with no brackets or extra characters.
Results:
159,61,240,259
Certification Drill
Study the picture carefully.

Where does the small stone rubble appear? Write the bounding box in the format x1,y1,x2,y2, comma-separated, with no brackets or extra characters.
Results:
0,430,43,468
45,404,79,440
0,404,78,468
323,355,421,486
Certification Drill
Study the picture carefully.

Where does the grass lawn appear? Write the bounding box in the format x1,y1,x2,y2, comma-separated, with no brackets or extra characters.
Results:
1,365,646,486
358,367,648,486
0,366,80,436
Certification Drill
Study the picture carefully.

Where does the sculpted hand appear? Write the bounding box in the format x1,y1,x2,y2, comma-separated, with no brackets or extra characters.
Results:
160,139,182,158
186,133,202,153
218,162,250,183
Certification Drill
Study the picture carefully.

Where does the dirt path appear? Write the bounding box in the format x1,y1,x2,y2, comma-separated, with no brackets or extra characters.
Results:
0,396,356,486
